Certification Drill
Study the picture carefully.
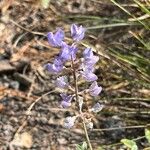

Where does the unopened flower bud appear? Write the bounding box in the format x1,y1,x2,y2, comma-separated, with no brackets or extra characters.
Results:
89,102,104,113
64,116,76,129
60,94,73,108
55,76,68,88
86,121,93,130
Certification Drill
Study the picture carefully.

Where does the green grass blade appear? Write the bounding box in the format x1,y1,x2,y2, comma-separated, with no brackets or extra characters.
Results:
110,0,150,29
133,0,150,15
86,22,139,30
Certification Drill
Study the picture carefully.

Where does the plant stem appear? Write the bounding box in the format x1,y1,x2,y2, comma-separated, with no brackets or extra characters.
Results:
71,57,93,150
82,118,93,150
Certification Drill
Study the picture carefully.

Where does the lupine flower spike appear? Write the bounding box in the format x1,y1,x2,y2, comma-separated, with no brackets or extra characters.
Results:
45,24,103,150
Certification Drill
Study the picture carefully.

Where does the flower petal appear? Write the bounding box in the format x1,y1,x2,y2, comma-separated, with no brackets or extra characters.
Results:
71,24,85,41
55,76,68,88
47,32,56,47
89,81,102,96
44,63,53,72
54,29,64,45
90,103,104,113
61,100,71,108
47,29,64,47
83,48,93,58
64,116,76,129
60,94,73,102
59,43,78,61
81,71,98,82
71,24,78,37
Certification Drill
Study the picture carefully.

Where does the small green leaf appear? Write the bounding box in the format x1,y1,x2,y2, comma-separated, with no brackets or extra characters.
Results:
145,128,150,143
131,145,138,150
98,147,105,150
121,139,138,150
76,142,88,150
41,0,50,9
76,145,82,150
82,141,87,149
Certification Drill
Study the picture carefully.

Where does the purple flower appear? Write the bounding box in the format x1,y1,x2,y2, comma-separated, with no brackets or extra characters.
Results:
90,103,104,113
80,70,98,82
60,94,73,108
45,57,63,73
83,48,99,66
80,62,95,73
55,76,68,88
89,81,102,96
59,42,70,61
69,44,78,60
71,24,85,41
59,43,78,61
61,100,71,108
47,28,64,47
83,48,93,58
84,56,99,66
64,116,76,129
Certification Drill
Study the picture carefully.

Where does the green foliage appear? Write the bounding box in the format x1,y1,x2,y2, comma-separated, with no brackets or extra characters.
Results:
109,48,150,80
121,139,138,150
133,0,150,15
76,141,88,150
98,147,105,150
145,128,150,144
110,0,150,29
41,0,50,8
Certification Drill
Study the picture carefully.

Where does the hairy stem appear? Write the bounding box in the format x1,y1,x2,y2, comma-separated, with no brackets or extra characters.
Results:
71,57,93,150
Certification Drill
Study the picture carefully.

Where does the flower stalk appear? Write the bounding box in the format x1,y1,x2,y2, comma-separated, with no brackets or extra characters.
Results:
71,56,93,150
45,24,104,150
